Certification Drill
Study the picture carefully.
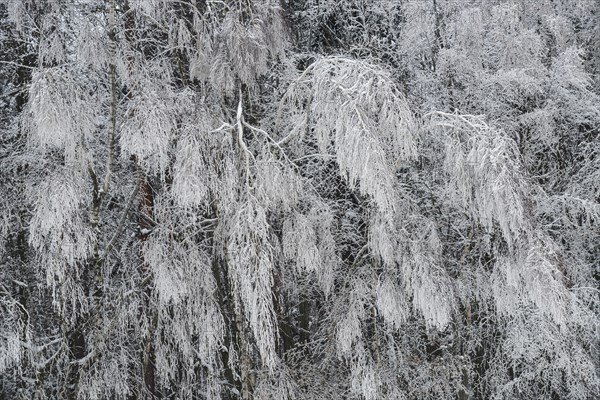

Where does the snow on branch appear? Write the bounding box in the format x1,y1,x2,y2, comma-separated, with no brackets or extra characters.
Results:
225,196,278,371
28,171,95,286
282,205,338,295
28,68,98,164
120,81,179,176
171,117,219,209
190,1,287,97
282,57,417,219
430,111,530,250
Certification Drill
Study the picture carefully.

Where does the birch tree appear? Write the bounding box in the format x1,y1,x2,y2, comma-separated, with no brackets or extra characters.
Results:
0,0,598,399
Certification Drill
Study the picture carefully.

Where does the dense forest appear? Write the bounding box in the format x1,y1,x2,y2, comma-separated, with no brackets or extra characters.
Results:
0,0,599,399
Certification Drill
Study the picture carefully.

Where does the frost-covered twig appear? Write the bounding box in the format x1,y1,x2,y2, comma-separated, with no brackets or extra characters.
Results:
236,90,252,187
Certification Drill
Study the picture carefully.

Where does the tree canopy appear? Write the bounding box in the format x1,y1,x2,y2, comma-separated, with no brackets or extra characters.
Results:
0,0,599,399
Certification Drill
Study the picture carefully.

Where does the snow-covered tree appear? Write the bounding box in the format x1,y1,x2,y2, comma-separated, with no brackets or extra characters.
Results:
0,0,598,399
